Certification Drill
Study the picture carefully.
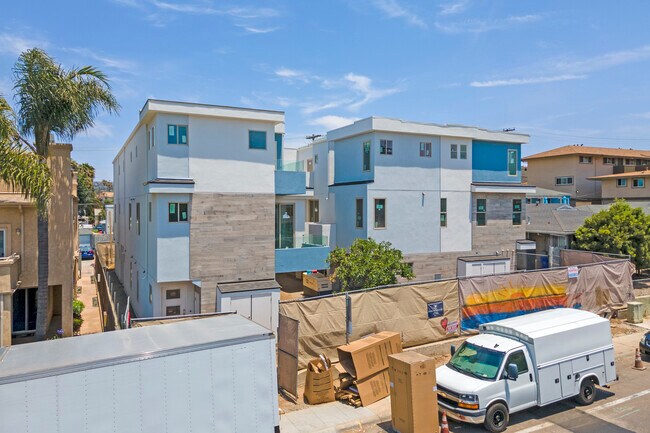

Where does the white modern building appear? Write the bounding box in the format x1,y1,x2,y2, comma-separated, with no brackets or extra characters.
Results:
113,100,288,329
287,117,535,279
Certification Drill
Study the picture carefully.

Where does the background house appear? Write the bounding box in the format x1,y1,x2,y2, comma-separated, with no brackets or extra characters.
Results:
588,170,650,203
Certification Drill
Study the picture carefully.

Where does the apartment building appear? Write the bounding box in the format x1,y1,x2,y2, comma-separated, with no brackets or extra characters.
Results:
113,100,287,330
523,145,650,203
587,170,650,202
0,144,78,344
288,117,533,279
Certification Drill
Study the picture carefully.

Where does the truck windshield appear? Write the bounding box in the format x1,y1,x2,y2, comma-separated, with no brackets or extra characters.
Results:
448,342,505,380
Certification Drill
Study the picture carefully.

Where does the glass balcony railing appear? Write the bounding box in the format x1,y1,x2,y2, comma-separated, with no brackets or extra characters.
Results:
275,234,329,249
277,161,305,172
302,234,328,247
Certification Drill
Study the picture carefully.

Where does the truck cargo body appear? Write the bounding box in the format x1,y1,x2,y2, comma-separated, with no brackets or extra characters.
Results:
0,314,279,433
436,308,617,432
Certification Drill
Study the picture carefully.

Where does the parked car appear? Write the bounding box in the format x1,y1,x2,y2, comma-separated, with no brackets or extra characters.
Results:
436,308,617,432
640,330,650,356
95,223,106,233
80,245,94,260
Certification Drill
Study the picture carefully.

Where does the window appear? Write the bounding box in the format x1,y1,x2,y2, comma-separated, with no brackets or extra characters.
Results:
506,350,529,374
555,176,574,185
136,272,139,301
476,199,486,226
617,178,627,187
0,229,5,258
306,158,314,172
440,198,447,227
128,203,132,230
168,202,189,222
166,289,181,299
633,178,645,188
249,130,267,149
149,126,155,148
135,145,138,158
380,139,393,155
129,262,133,290
362,141,371,171
460,144,468,160
307,200,319,223
579,156,592,164
136,202,141,235
450,144,458,159
166,306,181,316
149,284,153,303
130,151,132,162
374,199,386,228
603,157,615,164
148,201,152,222
355,198,364,228
507,149,517,176
512,199,522,226
118,204,121,215
625,158,635,166
420,142,432,157
167,124,188,144
314,154,319,164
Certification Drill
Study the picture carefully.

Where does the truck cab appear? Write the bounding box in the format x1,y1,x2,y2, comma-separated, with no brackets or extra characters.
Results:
437,308,617,432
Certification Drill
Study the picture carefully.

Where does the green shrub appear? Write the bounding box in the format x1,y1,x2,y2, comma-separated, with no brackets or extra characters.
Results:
73,299,85,319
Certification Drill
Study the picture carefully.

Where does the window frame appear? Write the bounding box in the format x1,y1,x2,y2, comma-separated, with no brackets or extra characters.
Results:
617,178,627,188
512,199,522,226
128,203,132,230
505,350,529,374
168,202,190,223
148,201,152,222
440,198,447,227
603,157,615,165
355,198,364,229
306,158,314,173
307,199,320,223
633,178,645,188
380,139,393,155
460,144,468,160
248,130,267,150
167,124,188,145
555,176,574,186
136,202,141,235
362,141,371,172
476,198,487,226
450,144,458,159
420,142,432,158
374,198,387,229
507,149,518,176
0,228,5,258
579,155,593,164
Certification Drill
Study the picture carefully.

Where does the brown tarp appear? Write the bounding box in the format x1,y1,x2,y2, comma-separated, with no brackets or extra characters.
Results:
560,249,620,266
566,260,635,313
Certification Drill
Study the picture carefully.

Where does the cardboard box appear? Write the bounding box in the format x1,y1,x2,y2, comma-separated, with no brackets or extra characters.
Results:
337,331,402,380
304,359,335,404
354,369,391,406
388,352,439,433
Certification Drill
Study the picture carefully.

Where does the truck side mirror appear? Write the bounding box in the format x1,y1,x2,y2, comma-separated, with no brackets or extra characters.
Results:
506,363,519,380
450,345,456,356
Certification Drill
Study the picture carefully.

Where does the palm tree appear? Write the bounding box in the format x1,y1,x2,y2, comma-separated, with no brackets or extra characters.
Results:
7,48,119,338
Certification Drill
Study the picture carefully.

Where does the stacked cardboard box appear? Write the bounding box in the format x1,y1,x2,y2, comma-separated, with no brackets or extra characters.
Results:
335,331,402,406
388,352,439,433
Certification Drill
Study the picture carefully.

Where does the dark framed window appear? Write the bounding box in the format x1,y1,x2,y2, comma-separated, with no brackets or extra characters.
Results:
374,199,386,228
450,144,458,159
440,198,447,227
508,149,517,176
355,198,364,228
169,202,189,222
617,178,627,187
420,142,432,157
166,306,181,316
149,284,153,303
249,130,267,149
476,199,486,226
167,124,188,144
307,200,319,223
136,202,141,235
512,199,522,226
362,141,371,171
579,156,592,164
633,178,645,188
148,201,152,222
128,203,132,230
460,144,468,159
556,176,573,185
380,139,393,155
166,289,181,300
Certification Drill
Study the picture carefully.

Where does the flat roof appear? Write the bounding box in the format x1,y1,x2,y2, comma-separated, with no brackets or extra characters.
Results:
0,314,272,384
458,255,509,262
218,279,280,294
524,145,650,161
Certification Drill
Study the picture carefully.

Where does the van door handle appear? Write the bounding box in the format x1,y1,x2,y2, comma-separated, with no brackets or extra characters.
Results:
529,373,533,382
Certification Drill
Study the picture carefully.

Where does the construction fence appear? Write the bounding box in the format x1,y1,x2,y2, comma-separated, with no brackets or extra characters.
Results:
279,253,635,370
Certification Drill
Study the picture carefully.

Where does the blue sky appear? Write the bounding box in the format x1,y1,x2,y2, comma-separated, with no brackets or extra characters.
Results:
2,0,650,180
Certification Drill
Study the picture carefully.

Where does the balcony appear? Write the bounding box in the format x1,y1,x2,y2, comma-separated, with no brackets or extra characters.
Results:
275,234,330,274
0,254,20,294
275,161,306,195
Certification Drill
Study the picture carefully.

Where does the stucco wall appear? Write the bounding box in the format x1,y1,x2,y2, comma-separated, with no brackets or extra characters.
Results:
600,176,649,200
472,141,521,183
333,133,374,184
332,184,367,248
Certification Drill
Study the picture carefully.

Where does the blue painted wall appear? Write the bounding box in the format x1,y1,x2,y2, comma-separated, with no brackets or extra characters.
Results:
333,133,374,184
275,170,306,195
275,246,330,273
472,141,522,183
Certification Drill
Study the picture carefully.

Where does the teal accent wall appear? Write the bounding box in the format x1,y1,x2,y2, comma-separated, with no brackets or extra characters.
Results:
275,170,306,195
472,141,522,183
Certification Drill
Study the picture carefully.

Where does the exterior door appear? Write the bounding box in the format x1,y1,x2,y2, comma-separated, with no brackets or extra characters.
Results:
504,350,538,411
12,287,37,334
163,288,185,316
275,204,294,248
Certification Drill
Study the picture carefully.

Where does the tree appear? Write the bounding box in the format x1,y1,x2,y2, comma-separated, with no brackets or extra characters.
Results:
73,161,99,217
327,238,414,291
9,48,119,338
573,200,650,273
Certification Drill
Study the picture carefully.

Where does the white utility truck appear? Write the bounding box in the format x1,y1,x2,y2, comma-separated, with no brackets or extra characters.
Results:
436,308,617,432
0,313,279,433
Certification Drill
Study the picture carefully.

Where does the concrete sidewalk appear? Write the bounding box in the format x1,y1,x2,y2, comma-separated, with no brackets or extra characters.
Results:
279,322,648,433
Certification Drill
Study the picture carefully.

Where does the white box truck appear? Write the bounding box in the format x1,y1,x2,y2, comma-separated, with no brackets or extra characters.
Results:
0,313,279,433
436,308,617,432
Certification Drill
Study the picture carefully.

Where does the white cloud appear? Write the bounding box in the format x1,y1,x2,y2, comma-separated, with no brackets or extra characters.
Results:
309,115,359,130
81,120,114,138
435,14,542,34
302,100,352,115
0,34,48,56
238,25,279,34
438,1,468,16
470,74,586,88
64,48,138,74
371,0,425,28
553,45,650,74
344,73,401,111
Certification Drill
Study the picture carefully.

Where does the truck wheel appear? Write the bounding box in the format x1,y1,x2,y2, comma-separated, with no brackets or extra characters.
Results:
484,402,509,433
575,379,596,405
